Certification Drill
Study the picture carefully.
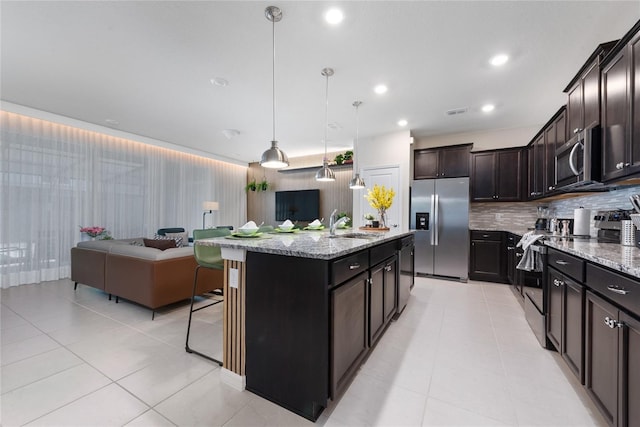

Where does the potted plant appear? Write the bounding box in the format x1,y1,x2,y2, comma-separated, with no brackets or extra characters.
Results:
257,179,269,192
334,153,344,165
245,178,257,192
343,150,353,164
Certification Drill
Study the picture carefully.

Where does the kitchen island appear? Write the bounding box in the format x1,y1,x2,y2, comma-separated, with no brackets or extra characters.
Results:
196,228,414,421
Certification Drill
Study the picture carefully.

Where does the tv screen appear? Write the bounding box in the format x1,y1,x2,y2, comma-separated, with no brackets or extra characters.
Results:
275,189,320,222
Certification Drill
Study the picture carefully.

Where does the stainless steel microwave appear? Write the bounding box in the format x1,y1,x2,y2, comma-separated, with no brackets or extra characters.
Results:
554,126,602,190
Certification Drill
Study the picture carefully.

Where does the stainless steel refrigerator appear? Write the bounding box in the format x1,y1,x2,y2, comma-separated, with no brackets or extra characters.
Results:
410,178,469,280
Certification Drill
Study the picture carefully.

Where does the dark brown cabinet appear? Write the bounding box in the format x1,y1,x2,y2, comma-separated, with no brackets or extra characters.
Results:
527,133,545,199
470,148,525,202
564,41,617,139
546,248,586,382
584,261,640,427
602,23,640,183
369,256,397,346
469,231,507,283
414,144,471,179
331,271,368,398
527,107,567,199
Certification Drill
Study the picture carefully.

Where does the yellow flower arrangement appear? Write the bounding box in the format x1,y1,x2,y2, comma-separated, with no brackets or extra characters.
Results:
364,185,395,227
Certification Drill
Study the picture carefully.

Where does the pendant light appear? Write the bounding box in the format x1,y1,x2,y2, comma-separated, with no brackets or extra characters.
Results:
260,6,289,169
349,101,366,189
315,67,336,181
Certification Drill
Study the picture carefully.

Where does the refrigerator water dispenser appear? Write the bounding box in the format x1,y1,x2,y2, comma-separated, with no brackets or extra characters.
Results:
416,212,429,230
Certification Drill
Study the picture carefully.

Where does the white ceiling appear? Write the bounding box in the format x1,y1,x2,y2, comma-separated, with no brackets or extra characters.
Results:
2,1,638,165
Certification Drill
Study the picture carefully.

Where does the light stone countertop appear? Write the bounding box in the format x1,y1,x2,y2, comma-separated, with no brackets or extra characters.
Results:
473,227,640,280
196,228,414,260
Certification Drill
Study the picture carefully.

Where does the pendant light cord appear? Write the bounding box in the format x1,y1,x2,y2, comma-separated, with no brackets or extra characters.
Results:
323,73,329,164
354,103,359,172
272,18,276,142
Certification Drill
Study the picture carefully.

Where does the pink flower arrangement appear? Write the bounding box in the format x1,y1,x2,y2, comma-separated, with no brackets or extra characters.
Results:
80,226,106,238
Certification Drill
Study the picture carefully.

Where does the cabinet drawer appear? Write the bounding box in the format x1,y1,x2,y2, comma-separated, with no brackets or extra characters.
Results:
471,230,502,241
332,251,369,286
586,263,640,315
370,241,396,266
548,248,585,282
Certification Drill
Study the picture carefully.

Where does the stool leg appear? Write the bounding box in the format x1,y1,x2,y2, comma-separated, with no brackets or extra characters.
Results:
74,282,78,290
185,265,222,366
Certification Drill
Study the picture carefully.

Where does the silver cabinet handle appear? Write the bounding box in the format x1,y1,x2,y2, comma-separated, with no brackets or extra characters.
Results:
384,265,392,272
573,128,582,134
607,285,629,295
555,260,569,265
349,263,360,270
516,253,523,258
553,278,563,287
604,316,624,329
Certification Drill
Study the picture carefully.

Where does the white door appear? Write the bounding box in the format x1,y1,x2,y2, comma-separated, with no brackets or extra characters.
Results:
358,166,402,229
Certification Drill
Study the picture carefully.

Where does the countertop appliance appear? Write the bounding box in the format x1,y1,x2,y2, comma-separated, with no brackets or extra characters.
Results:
594,209,633,242
555,125,602,191
410,178,469,280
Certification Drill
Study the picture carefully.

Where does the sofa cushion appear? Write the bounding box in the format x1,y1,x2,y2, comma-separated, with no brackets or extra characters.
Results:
109,244,193,261
143,238,176,250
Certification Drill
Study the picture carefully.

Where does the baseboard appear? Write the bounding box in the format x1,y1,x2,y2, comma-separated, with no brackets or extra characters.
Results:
220,367,246,391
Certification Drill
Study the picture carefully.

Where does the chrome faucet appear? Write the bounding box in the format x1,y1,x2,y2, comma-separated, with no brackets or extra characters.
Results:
329,209,350,236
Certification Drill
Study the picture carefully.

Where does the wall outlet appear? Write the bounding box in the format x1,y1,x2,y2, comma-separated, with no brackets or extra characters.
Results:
229,267,239,289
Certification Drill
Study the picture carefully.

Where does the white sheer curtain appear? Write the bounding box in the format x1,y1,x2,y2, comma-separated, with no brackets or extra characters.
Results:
0,111,247,288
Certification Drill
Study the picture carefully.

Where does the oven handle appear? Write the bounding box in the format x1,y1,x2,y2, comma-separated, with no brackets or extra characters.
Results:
568,142,583,176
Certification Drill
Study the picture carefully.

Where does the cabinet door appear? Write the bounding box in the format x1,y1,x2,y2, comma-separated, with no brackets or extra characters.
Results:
469,239,504,282
630,33,640,177
602,50,629,183
620,311,640,427
496,149,523,201
583,61,601,129
470,152,496,201
567,81,583,138
527,144,536,200
563,277,584,383
383,258,397,323
439,145,470,178
369,264,385,345
331,272,368,397
585,291,619,427
414,149,439,179
547,268,563,351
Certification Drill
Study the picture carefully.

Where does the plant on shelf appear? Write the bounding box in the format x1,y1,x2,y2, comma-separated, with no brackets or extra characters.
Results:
80,226,112,240
334,150,354,166
334,153,344,165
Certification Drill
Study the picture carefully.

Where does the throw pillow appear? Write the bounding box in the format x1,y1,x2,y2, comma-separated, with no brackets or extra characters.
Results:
164,231,188,247
153,233,183,247
129,241,144,246
143,238,177,251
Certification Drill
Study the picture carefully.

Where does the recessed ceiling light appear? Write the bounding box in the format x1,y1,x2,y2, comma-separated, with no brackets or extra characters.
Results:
221,129,240,139
374,84,388,95
489,54,509,67
325,8,344,25
482,104,495,113
210,77,229,87
104,119,119,126
397,119,408,127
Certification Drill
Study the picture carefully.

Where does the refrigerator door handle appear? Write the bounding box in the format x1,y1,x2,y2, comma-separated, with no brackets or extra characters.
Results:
430,194,436,245
434,194,439,246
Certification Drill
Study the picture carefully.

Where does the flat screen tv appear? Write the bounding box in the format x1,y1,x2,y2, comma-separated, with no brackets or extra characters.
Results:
275,189,320,222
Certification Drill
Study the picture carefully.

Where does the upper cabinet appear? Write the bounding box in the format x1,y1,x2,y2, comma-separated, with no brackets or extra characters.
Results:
564,41,618,139
601,21,640,183
471,148,525,202
529,106,567,199
414,144,471,179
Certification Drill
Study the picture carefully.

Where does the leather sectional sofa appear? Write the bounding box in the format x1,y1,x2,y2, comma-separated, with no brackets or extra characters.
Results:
71,238,222,318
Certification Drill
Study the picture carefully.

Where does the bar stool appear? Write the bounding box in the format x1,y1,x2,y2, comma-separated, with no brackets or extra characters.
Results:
185,227,230,364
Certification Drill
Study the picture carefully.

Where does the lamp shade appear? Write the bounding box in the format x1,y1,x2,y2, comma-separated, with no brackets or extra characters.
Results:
260,141,289,169
349,174,366,189
202,201,219,211
315,164,336,181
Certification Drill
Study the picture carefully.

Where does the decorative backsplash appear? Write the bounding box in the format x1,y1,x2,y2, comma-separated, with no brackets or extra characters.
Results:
470,185,640,234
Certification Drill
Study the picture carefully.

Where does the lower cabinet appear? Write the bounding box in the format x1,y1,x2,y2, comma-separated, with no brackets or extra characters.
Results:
585,292,640,427
469,231,507,283
331,272,368,398
369,256,397,346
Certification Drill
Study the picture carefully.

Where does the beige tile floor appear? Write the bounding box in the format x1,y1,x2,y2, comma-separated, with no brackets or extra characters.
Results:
1,277,606,426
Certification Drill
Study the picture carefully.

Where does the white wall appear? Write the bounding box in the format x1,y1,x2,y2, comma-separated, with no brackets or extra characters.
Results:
354,130,412,230
413,126,541,152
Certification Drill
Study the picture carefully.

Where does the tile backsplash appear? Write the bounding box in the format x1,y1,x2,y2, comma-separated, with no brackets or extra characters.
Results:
470,185,640,234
